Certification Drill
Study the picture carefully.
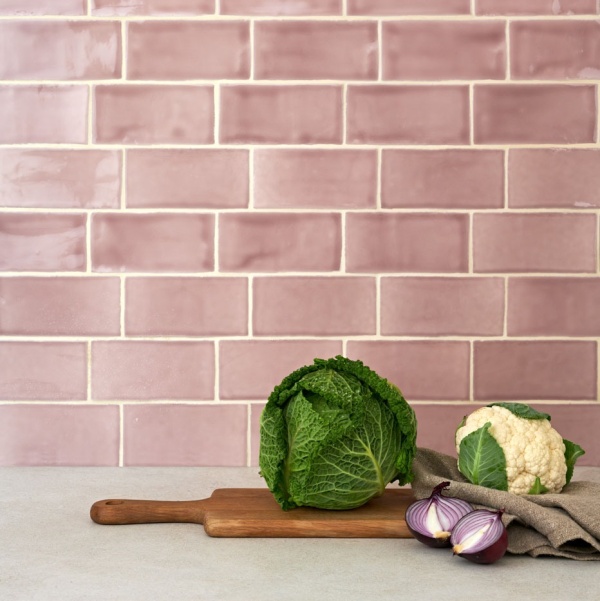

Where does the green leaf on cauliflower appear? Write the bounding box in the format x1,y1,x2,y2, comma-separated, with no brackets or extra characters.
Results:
528,476,549,494
487,402,551,421
457,422,508,491
258,356,417,511
563,439,586,485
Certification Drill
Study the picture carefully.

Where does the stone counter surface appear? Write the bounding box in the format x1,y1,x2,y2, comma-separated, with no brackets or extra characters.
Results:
1,466,599,601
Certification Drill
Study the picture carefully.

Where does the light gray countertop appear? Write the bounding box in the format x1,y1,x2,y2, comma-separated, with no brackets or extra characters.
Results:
1,466,600,601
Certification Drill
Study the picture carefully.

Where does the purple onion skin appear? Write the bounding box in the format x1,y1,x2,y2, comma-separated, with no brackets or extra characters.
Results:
458,528,508,565
405,482,473,549
451,509,508,565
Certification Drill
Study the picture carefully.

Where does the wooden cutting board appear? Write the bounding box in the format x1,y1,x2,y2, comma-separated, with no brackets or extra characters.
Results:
90,488,415,538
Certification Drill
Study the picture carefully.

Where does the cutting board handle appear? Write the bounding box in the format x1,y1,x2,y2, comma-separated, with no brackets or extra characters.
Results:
90,499,208,525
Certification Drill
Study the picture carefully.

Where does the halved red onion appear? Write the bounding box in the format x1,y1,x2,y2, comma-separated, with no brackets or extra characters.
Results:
450,509,508,564
405,482,473,547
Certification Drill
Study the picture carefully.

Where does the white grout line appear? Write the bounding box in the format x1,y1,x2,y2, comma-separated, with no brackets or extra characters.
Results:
342,0,348,16
215,0,221,15
471,0,476,16
87,0,92,17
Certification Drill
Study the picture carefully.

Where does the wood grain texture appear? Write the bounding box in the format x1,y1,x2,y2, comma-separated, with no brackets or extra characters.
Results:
90,487,415,538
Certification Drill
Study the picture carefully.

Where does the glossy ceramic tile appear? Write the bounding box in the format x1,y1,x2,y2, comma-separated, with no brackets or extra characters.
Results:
381,277,504,335
0,21,121,80
474,84,597,143
126,277,248,336
473,213,597,273
508,278,600,336
347,85,469,144
91,213,214,272
220,0,341,14
474,341,597,400
383,21,505,80
348,0,470,14
0,405,119,466
254,21,377,80
476,0,597,15
0,277,120,336
347,341,470,400
219,213,341,272
254,149,376,209
253,277,376,335
219,340,343,400
94,85,214,144
0,213,86,272
123,404,247,466
92,341,215,400
0,0,85,15
91,0,214,15
128,21,250,80
126,149,248,209
382,149,504,209
0,86,87,144
511,21,600,79
220,85,342,144
0,150,120,209
0,342,87,401
346,213,469,272
508,149,600,208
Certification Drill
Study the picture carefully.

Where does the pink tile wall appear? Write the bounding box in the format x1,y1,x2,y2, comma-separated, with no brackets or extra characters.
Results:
1,2,599,467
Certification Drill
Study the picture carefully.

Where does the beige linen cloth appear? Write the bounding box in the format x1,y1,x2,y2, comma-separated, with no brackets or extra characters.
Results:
410,448,600,560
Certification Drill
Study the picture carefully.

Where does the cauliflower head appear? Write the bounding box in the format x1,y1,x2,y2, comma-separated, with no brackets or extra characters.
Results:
455,403,584,495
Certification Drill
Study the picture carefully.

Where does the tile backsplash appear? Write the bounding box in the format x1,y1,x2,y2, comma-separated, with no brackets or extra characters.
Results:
1,0,599,467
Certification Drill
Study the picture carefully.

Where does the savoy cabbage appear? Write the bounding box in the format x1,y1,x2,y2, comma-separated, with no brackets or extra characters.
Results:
259,356,417,510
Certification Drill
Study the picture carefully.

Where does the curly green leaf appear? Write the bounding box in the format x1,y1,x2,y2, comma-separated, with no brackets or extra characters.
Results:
563,439,585,485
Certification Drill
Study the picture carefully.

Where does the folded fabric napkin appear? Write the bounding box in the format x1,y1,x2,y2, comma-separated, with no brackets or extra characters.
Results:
411,448,600,560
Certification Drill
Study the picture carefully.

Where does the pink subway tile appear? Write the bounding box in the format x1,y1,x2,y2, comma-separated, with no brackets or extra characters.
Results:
92,213,214,273
382,150,504,209
94,85,213,144
0,86,87,144
511,21,600,80
219,340,343,400
253,277,376,335
220,85,342,144
474,84,597,144
92,341,214,400
346,213,468,273
220,0,341,14
381,277,504,336
348,0,470,14
127,149,248,209
126,277,248,336
0,150,120,209
250,402,265,466
254,149,376,209
128,21,249,80
347,85,469,144
0,405,119,466
0,21,120,80
0,213,85,272
0,0,85,15
347,341,470,400
474,341,597,400
508,277,600,337
383,21,505,80
124,404,246,466
255,21,377,80
0,277,120,336
473,213,597,273
0,342,87,401
219,213,341,272
91,0,214,15
476,0,596,15
509,149,600,209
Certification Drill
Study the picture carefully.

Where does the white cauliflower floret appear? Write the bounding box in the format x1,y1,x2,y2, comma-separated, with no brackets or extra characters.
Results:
455,405,567,495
